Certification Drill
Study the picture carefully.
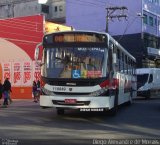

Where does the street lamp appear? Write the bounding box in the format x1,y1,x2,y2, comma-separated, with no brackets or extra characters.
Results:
38,0,48,4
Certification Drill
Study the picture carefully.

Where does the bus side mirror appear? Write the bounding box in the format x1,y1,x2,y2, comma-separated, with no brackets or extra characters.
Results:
34,43,42,61
113,53,117,64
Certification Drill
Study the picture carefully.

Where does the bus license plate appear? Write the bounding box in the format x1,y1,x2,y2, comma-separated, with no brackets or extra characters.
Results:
65,99,77,104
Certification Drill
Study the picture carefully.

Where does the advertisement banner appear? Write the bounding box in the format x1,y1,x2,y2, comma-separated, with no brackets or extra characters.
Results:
2,62,12,83
12,62,22,86
0,61,42,87
32,61,41,82
22,61,32,86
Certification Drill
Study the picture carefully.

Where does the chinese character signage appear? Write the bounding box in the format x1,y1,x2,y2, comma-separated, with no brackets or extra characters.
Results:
0,61,41,86
33,61,41,82
12,62,22,86
2,62,11,82
23,61,32,86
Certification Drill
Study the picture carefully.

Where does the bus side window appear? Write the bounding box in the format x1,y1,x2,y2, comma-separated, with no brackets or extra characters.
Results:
108,41,114,72
117,49,120,72
130,59,133,75
148,74,153,83
125,55,128,74
108,48,113,72
122,52,124,73
133,62,136,75
128,58,131,75
119,51,123,73
113,46,119,72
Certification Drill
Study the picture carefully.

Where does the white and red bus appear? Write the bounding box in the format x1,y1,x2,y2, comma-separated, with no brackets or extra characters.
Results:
35,31,137,115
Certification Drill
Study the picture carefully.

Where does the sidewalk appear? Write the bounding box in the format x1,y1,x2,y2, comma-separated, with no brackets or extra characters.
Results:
0,99,40,108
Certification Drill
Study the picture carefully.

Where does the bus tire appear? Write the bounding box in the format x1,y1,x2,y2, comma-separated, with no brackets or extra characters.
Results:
145,90,151,99
41,106,48,109
57,108,64,115
108,89,118,116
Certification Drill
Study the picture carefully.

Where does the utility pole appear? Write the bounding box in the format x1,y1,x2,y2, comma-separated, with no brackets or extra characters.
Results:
106,6,128,33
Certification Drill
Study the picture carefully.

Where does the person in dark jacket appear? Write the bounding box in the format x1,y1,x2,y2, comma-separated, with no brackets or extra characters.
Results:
32,81,38,103
36,80,41,102
3,78,12,106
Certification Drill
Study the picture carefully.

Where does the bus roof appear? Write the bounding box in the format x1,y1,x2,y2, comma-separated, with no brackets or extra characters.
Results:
44,30,136,62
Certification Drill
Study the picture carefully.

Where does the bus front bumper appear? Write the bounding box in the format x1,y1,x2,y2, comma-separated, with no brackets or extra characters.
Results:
40,95,115,109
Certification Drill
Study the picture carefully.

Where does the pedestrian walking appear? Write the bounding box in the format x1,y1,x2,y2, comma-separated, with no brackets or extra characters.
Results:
0,80,3,105
3,78,12,107
32,81,38,103
36,80,41,102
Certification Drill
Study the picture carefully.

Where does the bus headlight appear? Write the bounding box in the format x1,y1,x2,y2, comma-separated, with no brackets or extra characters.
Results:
41,87,55,96
138,85,149,91
89,88,107,97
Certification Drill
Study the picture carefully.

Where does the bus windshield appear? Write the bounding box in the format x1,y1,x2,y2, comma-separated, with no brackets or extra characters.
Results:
41,47,107,79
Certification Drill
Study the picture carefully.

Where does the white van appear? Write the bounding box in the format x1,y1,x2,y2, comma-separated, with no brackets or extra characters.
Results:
136,68,160,99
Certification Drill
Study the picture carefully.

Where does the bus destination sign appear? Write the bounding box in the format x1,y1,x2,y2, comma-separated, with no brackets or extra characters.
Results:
53,33,106,43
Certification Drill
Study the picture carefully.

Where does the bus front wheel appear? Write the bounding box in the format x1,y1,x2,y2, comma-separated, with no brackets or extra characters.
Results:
108,89,118,116
57,108,64,115
145,90,151,99
126,89,133,106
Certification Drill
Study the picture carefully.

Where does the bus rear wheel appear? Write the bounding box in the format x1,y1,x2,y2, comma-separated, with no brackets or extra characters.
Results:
126,90,133,106
57,108,64,115
145,90,151,99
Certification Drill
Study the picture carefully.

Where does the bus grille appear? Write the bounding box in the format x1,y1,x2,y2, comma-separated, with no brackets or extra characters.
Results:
52,100,90,106
53,92,90,95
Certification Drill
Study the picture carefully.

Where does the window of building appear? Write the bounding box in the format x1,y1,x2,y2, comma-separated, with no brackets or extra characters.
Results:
155,18,157,26
143,14,148,24
148,0,153,2
144,38,148,48
41,4,49,14
158,20,160,30
55,6,57,12
155,0,160,4
149,0,159,3
144,35,159,49
149,16,154,26
59,5,63,11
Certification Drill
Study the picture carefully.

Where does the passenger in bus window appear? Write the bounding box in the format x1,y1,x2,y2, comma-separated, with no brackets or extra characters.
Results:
87,58,96,71
63,55,71,70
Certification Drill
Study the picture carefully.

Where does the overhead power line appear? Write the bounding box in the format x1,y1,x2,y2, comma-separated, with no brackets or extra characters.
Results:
106,6,128,33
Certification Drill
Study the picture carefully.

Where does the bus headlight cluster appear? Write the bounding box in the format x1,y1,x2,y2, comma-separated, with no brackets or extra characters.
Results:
89,88,107,97
138,85,149,91
42,87,55,96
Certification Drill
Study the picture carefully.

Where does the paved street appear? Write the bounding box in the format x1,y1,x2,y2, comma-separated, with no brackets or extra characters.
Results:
0,97,160,145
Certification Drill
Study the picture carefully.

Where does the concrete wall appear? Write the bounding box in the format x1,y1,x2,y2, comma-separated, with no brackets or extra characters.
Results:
104,0,142,35
14,1,40,17
66,0,106,32
65,0,143,34
0,0,40,18
0,0,65,22
48,0,66,22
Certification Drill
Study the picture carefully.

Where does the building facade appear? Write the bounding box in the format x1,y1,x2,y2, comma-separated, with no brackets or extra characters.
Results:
0,0,66,23
106,0,160,68
67,0,160,68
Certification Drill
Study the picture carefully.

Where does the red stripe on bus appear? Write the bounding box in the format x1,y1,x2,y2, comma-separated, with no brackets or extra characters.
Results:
100,78,119,89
